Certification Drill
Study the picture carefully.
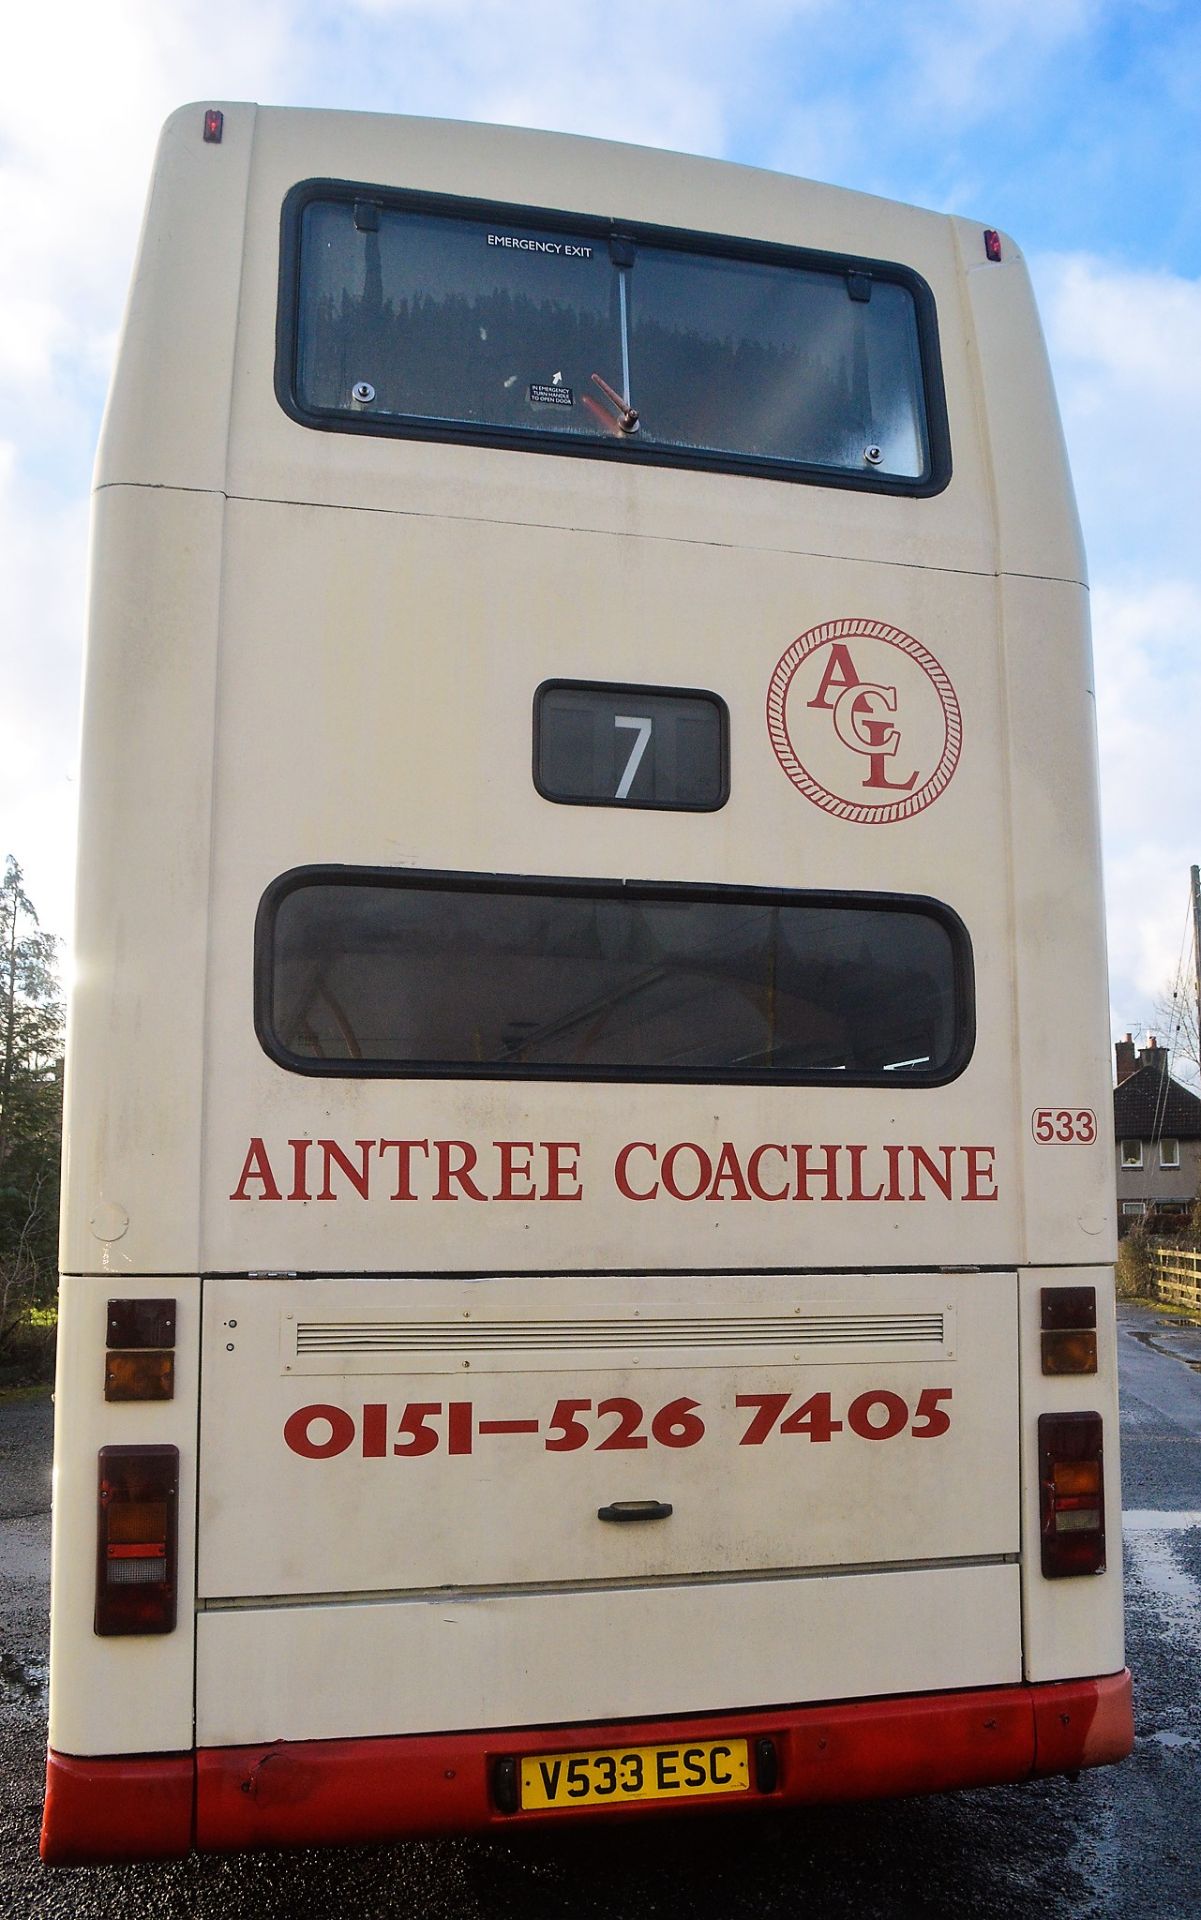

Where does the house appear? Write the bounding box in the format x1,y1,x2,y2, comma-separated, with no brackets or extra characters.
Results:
1113,1034,1201,1234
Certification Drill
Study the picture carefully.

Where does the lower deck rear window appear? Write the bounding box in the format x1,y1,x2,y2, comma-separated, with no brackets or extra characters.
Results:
256,869,972,1085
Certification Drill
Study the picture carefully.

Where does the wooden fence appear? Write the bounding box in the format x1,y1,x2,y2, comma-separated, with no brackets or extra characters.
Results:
1151,1243,1201,1313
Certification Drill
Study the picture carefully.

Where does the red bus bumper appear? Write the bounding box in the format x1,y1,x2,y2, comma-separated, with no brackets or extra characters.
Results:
41,1669,1133,1865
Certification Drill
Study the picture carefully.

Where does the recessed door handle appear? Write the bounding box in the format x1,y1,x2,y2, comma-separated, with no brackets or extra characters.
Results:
597,1499,673,1523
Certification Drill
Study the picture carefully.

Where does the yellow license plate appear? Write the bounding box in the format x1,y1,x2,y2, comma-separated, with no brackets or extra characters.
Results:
520,1737,750,1810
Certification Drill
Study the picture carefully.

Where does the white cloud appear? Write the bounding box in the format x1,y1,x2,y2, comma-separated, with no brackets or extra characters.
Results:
1049,257,1201,401
0,3,297,402
763,0,1102,201
1035,252,1201,1046
897,0,1097,124
298,0,817,155
0,1,301,946
0,443,87,945
1036,252,1201,575
1092,580,1201,996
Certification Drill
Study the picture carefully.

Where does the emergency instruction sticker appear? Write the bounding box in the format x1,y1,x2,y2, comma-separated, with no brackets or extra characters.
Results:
529,383,575,407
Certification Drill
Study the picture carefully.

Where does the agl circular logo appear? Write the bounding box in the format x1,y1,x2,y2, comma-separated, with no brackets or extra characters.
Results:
766,618,962,825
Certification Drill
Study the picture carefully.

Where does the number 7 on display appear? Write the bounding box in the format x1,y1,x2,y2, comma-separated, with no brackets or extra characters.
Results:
614,714,652,799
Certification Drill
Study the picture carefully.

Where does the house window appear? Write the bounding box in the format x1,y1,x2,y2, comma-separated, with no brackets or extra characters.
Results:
1160,1139,1181,1169
1120,1201,1146,1216
1120,1140,1143,1168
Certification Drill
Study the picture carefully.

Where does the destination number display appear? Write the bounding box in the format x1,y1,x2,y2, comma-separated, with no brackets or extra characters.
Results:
534,680,727,810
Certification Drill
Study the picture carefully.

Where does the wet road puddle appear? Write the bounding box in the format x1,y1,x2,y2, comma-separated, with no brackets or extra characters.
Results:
1123,1510,1201,1531
1126,1324,1201,1374
1147,1728,1201,1752
1123,1517,1201,1656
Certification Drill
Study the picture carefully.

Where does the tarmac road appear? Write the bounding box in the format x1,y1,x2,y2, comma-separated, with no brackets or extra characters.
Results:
2,1299,1199,1919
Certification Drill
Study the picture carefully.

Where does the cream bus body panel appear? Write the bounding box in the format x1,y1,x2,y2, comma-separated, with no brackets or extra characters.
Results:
98,105,1084,590
60,518,1113,1278
1018,1265,1124,1683
194,1565,1024,1749
197,1274,1013,1598
49,1274,200,1756
222,105,1061,583
197,503,1103,1276
59,484,224,1277
74,104,1111,1285
47,1263,1120,1757
51,105,1123,1787
999,574,1115,1261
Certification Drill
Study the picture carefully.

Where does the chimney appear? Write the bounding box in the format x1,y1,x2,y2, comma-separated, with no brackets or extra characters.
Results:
1115,1033,1137,1084
1138,1035,1169,1077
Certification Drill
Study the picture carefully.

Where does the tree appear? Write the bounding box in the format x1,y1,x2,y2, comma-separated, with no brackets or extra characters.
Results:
0,857,64,1337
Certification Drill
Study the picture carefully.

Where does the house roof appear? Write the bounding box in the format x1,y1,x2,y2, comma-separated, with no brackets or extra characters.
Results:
1113,1064,1201,1140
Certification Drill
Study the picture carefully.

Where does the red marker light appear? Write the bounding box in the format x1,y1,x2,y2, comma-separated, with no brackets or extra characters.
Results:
1040,1286,1098,1375
983,228,1002,262
203,108,224,144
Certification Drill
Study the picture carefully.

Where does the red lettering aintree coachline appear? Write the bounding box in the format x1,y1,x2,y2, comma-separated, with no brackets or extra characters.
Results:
231,1137,997,1204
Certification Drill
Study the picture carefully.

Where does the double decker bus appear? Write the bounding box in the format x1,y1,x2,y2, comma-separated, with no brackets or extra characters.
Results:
42,102,1132,1864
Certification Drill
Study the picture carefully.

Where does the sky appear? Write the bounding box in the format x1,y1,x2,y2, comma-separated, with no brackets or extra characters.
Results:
2,0,1199,1075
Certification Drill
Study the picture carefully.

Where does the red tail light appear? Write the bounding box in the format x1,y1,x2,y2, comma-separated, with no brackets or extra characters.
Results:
1038,1413,1105,1577
96,1446,179,1636
984,228,1002,261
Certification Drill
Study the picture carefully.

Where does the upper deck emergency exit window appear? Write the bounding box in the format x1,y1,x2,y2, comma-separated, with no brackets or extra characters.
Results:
280,185,947,492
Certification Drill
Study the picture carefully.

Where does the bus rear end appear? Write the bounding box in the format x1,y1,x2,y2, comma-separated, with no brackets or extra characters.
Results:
44,103,1131,1863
